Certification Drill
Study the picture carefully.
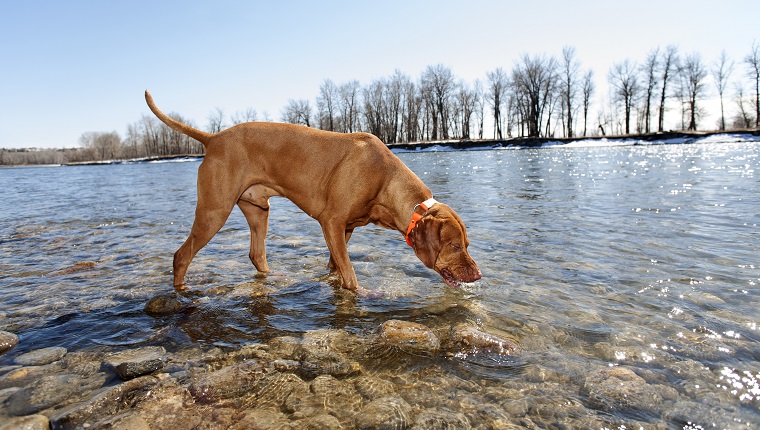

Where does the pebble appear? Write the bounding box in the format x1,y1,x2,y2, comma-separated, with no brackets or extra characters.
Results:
13,347,67,366
0,331,19,356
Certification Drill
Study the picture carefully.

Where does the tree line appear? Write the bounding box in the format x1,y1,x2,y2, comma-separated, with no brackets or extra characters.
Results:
2,42,759,166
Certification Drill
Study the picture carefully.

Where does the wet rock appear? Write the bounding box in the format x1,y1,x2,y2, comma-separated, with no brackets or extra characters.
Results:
376,320,440,355
5,373,99,416
247,371,308,409
0,414,49,430
297,413,344,429
414,408,471,429
229,408,291,430
354,375,396,401
271,330,363,379
115,358,165,380
446,324,518,355
103,346,167,380
50,375,158,428
286,375,362,425
88,412,152,430
580,366,678,417
127,379,203,430
144,292,190,316
188,360,267,404
353,396,413,430
14,346,67,366
0,331,18,356
0,363,63,389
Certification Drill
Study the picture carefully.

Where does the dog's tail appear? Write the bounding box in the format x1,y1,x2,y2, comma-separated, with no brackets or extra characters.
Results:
144,90,213,146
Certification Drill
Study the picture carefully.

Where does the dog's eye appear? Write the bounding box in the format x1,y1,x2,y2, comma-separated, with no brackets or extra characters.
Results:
450,243,462,251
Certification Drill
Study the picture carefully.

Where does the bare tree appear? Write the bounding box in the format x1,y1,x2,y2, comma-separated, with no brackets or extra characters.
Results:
282,99,313,127
561,46,580,138
733,83,755,128
658,45,679,131
230,108,258,125
512,54,558,137
641,47,660,133
680,52,708,130
609,59,640,134
486,68,509,139
712,50,734,130
744,41,760,127
317,79,339,131
80,131,121,161
207,107,225,133
420,64,456,140
581,69,595,136
455,81,478,139
339,80,361,133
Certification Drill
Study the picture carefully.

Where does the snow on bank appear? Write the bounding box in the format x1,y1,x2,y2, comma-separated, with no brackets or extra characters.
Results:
391,133,760,153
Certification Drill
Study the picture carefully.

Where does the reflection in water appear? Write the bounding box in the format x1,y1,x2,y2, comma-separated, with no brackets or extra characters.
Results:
1,141,759,426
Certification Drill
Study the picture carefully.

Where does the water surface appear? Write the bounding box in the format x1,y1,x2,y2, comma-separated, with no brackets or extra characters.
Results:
1,139,759,427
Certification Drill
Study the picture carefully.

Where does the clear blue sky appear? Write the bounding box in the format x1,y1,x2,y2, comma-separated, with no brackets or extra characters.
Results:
1,0,757,148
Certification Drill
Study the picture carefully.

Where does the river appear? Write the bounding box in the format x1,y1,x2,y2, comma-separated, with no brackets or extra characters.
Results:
1,137,759,428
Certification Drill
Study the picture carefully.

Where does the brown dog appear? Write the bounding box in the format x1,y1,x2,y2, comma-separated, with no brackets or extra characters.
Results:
145,91,481,292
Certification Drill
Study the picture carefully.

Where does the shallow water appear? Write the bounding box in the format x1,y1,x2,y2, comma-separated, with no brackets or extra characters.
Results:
1,140,759,427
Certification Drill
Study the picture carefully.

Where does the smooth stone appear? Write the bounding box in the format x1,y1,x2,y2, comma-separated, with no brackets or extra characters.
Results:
50,376,159,428
580,366,678,415
0,414,50,430
143,292,189,316
377,320,440,354
0,331,19,356
103,346,166,369
353,396,413,430
5,374,87,416
447,324,518,355
114,358,164,380
13,346,67,366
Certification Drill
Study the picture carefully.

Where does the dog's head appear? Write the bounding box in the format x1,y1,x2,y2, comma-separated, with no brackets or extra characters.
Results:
407,204,482,287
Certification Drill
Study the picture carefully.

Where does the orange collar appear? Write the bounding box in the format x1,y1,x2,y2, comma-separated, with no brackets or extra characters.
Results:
405,198,438,247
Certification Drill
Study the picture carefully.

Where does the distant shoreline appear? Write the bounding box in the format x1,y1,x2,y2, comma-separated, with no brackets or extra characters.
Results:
6,129,758,167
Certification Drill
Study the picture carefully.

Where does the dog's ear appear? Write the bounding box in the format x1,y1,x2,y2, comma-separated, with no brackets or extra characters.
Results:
410,216,441,269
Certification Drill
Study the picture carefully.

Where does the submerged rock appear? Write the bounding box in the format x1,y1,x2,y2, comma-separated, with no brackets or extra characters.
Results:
353,396,413,430
446,324,518,355
376,320,440,355
0,414,49,430
13,346,67,366
580,366,678,417
0,331,18,356
414,408,471,429
144,292,190,316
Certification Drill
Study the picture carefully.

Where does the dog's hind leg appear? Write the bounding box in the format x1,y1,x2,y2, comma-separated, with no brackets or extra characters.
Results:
173,164,237,288
238,199,270,273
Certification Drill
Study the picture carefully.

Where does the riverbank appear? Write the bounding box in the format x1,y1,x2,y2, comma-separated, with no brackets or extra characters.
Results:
36,128,760,166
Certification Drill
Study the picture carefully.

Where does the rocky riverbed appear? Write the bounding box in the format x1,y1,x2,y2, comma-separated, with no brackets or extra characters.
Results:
1,291,749,429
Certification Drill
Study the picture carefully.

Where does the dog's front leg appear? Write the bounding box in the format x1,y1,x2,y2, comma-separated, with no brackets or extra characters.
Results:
321,221,358,291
